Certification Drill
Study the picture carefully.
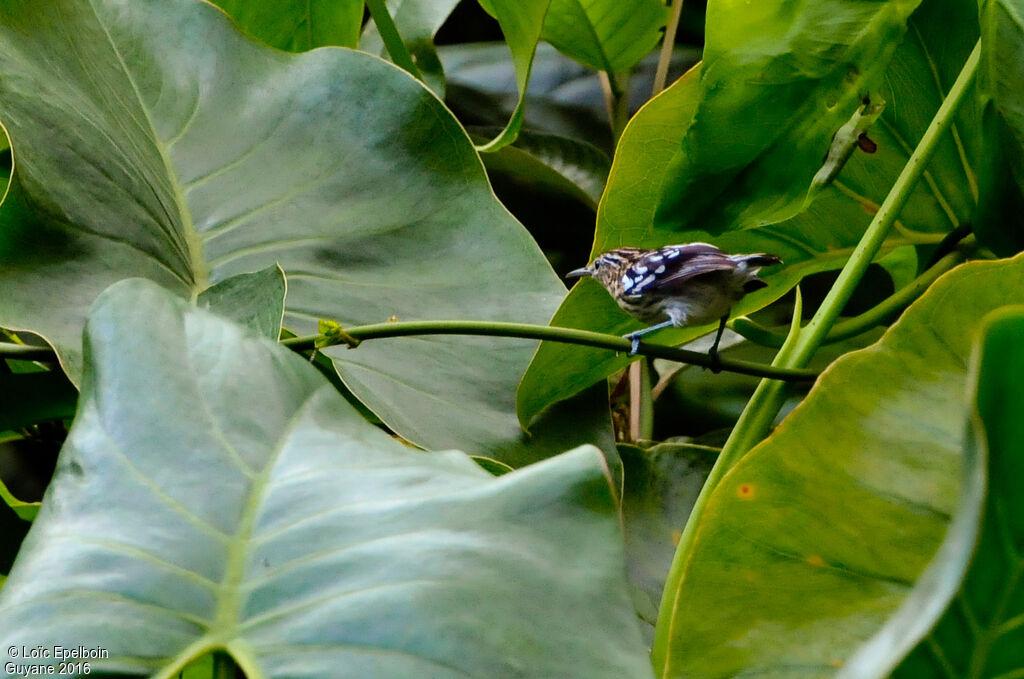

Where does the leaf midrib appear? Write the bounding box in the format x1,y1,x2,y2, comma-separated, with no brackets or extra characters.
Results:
85,0,209,295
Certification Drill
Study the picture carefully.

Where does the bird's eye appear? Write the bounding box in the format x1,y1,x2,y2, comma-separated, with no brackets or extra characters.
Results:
593,260,602,269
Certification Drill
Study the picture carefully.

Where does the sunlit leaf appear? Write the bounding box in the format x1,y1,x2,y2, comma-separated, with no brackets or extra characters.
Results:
475,0,552,151
654,0,922,233
210,0,363,50
541,0,668,73
652,256,1024,678
840,306,1024,678
519,0,980,425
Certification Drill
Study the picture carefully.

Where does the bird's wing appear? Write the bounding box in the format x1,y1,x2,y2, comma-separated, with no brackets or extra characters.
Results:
622,245,737,296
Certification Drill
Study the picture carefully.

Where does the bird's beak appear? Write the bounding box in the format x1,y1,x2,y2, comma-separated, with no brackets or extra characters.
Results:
565,267,592,279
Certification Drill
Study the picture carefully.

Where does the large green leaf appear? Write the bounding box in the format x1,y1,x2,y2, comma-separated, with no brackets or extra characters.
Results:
196,265,286,341
0,0,567,455
475,0,552,151
0,279,653,679
651,255,1024,678
981,0,1024,143
518,0,980,426
541,0,668,73
210,0,364,50
839,306,1024,678
654,0,921,233
975,0,1024,255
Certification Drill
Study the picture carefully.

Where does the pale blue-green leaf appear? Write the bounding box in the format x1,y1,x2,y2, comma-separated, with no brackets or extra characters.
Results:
0,278,654,679
0,0,566,454
196,264,286,341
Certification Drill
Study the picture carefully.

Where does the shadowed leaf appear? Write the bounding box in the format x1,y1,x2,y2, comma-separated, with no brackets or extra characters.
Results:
0,0,569,455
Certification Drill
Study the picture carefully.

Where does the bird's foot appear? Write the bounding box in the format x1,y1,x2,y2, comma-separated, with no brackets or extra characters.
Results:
708,348,723,374
623,333,641,356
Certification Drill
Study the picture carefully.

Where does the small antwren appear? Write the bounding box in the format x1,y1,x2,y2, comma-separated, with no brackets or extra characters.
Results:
566,243,782,371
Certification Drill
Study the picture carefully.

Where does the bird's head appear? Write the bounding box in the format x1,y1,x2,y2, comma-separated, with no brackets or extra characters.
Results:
566,248,645,290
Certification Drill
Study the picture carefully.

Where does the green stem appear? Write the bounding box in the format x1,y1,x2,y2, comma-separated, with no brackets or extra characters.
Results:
0,343,57,361
651,39,980,676
365,0,423,82
725,38,979,458
281,319,818,382
653,0,685,96
599,71,630,143
732,246,969,348
0,320,817,382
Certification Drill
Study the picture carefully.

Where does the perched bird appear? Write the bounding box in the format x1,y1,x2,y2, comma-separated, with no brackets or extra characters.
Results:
566,243,782,371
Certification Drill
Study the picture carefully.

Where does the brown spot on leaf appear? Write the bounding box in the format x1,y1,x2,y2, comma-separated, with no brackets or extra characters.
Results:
737,483,755,500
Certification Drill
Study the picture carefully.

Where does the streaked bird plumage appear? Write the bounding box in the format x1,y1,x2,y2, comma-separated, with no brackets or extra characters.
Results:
566,243,782,369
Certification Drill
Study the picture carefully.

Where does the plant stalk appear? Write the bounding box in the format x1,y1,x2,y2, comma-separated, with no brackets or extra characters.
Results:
628,359,655,441
599,71,630,143
721,38,980,464
653,0,685,96
0,320,819,381
0,343,57,360
365,0,423,82
281,319,818,382
651,39,981,676
732,245,969,348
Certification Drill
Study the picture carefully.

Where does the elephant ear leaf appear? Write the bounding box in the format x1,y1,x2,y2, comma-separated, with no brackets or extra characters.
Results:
540,0,669,73
0,0,567,455
841,306,1024,679
0,278,654,679
652,255,1024,677
519,0,980,427
475,0,552,151
653,0,922,234
209,0,364,50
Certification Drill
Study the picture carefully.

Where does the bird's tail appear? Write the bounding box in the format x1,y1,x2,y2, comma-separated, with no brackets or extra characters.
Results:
740,254,783,268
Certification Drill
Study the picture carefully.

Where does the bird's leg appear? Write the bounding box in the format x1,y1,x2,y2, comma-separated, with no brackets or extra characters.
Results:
623,320,675,356
708,315,728,373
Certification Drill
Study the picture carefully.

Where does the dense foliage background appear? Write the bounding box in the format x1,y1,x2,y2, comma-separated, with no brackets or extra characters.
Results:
0,0,1022,677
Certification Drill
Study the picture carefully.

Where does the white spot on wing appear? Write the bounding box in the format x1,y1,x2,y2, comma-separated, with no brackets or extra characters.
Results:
635,274,656,290
648,254,663,262
635,265,648,274
622,275,633,289
655,264,666,274
664,249,680,258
